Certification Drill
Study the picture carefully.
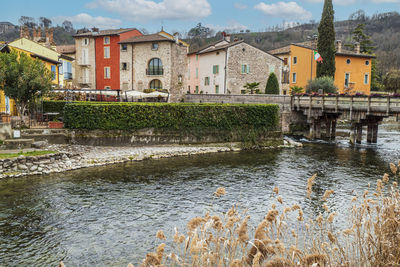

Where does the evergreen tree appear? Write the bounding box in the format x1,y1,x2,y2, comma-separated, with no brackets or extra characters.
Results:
317,0,336,78
265,73,280,94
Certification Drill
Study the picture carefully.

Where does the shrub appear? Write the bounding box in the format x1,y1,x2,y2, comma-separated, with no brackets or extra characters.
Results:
63,103,280,137
306,76,337,94
265,72,280,94
290,85,304,95
42,100,70,114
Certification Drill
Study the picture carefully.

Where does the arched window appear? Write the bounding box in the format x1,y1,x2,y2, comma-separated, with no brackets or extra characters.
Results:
149,79,162,90
147,58,163,75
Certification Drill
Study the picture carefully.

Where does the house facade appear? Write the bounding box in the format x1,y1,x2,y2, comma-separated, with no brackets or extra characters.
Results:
73,28,142,90
188,36,284,95
269,40,375,94
56,45,76,88
119,31,189,101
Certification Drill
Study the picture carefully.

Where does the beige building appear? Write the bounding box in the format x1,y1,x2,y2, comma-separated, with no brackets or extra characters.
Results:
188,35,284,95
74,31,97,88
119,31,189,101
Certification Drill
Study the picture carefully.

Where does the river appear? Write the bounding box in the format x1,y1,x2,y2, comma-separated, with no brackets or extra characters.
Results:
0,122,399,266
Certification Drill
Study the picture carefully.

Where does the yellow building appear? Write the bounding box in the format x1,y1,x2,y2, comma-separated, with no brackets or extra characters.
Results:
0,43,17,115
8,37,61,86
269,40,375,95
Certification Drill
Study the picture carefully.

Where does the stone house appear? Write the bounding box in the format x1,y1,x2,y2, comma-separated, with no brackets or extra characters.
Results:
268,40,375,95
187,35,284,94
119,31,189,101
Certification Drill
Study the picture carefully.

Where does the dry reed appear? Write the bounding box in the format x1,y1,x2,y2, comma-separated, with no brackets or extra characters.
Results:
60,162,400,267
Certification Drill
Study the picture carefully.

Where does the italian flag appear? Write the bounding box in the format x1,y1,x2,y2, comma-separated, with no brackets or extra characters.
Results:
314,51,323,62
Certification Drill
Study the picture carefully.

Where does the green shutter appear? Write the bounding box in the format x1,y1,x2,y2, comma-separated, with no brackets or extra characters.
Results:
247,65,250,74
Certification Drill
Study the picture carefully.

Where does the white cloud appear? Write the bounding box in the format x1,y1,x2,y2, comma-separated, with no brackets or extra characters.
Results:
234,3,248,9
53,13,122,29
255,1,312,20
86,0,212,22
206,21,248,33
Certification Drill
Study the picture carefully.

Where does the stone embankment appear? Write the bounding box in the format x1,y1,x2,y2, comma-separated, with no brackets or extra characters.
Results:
0,145,240,179
0,140,302,179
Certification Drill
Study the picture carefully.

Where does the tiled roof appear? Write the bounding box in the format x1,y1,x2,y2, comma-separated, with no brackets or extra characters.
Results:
119,33,173,44
56,45,75,54
197,40,244,54
269,41,375,58
74,28,138,37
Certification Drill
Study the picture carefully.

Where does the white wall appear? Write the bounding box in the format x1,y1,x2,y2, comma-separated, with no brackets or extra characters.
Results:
198,51,226,94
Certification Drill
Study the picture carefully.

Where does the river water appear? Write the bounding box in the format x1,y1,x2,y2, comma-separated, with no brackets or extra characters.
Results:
0,122,400,266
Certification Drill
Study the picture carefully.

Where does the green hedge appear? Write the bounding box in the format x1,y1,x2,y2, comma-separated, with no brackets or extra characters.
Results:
42,101,70,114
63,103,279,133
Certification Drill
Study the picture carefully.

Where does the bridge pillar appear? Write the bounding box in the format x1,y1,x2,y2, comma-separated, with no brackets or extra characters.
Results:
367,122,379,144
325,119,331,139
350,124,356,144
315,120,321,139
356,124,363,144
331,119,337,140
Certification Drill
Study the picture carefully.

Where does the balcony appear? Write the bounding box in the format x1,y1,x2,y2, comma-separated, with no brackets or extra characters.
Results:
146,68,164,76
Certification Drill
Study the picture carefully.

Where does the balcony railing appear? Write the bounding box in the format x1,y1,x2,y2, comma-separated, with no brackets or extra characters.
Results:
146,68,163,76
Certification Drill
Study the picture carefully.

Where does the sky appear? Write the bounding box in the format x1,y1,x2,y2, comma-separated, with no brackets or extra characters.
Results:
1,0,399,34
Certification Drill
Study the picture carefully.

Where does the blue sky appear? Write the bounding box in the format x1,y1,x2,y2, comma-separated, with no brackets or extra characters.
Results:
1,0,399,34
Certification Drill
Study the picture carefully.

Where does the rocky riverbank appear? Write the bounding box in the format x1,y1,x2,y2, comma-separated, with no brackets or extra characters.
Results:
0,140,302,179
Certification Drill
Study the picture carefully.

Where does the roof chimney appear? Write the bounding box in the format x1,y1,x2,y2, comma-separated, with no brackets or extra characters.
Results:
336,40,342,53
354,42,360,54
173,32,179,44
225,34,231,43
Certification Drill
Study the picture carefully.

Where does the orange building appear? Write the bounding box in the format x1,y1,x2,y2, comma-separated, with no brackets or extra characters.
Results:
269,40,375,95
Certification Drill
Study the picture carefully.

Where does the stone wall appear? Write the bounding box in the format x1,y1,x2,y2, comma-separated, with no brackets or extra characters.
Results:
226,43,284,94
0,152,82,178
0,123,12,140
120,43,133,90
170,42,189,102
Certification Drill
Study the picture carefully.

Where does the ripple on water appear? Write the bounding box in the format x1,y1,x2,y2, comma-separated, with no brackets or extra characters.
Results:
0,125,399,266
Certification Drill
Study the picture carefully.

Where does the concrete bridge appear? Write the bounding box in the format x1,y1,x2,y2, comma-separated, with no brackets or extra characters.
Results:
185,94,400,143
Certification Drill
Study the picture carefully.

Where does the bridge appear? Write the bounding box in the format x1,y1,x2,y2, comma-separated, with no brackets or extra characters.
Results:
185,94,400,144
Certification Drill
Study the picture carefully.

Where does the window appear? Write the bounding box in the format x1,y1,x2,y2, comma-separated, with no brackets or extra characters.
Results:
241,64,249,74
346,59,351,64
283,58,288,65
196,68,199,78
188,85,191,92
215,85,219,94
105,86,111,89
345,73,350,87
82,48,89,64
104,67,111,79
104,47,110,58
121,44,127,51
293,57,297,64
270,65,275,74
121,62,128,70
51,65,56,81
104,36,110,44
205,77,210,86
292,72,297,83
364,73,369,84
196,55,199,61
83,68,89,83
365,60,370,66
195,86,199,93
151,43,159,50
147,58,163,75
213,65,219,75
149,79,162,90
82,38,89,46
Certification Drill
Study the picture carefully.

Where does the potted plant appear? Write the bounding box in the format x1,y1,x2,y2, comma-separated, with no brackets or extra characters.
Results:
48,118,63,129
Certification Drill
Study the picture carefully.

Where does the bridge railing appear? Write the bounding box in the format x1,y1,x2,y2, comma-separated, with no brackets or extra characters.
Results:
291,95,400,115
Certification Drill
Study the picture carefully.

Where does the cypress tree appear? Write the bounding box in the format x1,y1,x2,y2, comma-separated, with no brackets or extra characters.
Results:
317,0,336,78
265,73,280,94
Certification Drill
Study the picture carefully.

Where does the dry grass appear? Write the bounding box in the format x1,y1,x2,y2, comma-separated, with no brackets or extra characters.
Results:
62,162,400,267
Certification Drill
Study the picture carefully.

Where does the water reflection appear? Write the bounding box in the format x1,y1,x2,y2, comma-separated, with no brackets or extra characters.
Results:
0,123,399,266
